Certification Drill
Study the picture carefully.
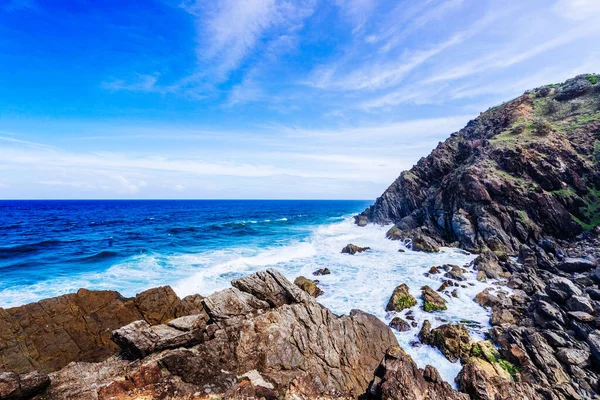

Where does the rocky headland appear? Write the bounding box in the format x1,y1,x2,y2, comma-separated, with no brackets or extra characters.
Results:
1,74,600,399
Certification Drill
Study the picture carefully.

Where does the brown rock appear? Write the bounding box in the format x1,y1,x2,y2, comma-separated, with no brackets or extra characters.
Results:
0,287,204,374
367,345,469,399
0,371,50,400
293,276,324,297
341,244,371,255
419,323,473,363
385,284,417,312
421,286,447,312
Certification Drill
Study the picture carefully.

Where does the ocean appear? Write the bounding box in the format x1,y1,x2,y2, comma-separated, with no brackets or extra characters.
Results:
0,200,491,384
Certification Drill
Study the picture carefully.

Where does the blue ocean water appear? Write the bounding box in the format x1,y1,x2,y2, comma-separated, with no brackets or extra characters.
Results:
0,200,370,305
0,199,493,384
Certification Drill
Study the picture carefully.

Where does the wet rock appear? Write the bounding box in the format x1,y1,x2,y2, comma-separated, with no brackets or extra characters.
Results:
354,214,369,227
312,268,331,276
341,243,370,255
474,251,504,279
421,285,447,312
429,266,441,274
557,257,598,273
491,308,515,326
293,276,324,298
587,330,600,365
412,232,440,252
419,322,473,363
385,284,417,312
0,371,50,400
444,265,466,281
389,317,411,332
537,300,566,325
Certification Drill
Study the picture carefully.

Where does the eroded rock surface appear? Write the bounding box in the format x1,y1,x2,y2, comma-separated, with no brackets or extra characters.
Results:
34,269,398,399
0,286,204,374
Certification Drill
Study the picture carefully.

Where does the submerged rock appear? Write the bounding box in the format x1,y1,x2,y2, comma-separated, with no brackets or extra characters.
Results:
341,243,371,255
385,284,417,312
293,276,324,297
313,267,331,276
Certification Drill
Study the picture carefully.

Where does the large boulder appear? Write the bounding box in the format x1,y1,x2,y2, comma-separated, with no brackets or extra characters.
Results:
419,322,473,363
545,276,583,303
0,287,204,374
385,284,417,312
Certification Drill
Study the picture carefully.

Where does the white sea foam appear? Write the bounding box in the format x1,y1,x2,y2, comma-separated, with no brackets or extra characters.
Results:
0,216,496,387
170,218,493,385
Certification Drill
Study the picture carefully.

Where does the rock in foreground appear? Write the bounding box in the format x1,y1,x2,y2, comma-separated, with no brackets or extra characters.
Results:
0,286,204,374
36,269,398,399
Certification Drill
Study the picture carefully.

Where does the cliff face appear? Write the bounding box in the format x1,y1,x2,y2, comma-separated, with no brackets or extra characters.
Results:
357,74,600,254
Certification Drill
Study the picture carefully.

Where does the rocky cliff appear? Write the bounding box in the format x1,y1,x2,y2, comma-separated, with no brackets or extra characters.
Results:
357,74,600,254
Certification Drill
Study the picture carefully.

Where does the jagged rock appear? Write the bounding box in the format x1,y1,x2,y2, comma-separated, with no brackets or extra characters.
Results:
421,285,447,312
0,371,50,400
367,346,469,400
554,74,593,101
566,295,594,314
555,348,590,365
111,319,204,359
313,268,331,276
557,257,598,273
389,317,411,332
0,287,203,374
293,276,324,297
354,214,369,227
587,330,600,365
429,266,441,274
474,251,505,279
419,322,473,363
39,269,399,399
457,357,552,400
537,300,566,325
412,233,440,252
491,308,515,326
356,76,599,254
545,276,583,303
341,243,371,255
385,284,417,312
568,311,595,322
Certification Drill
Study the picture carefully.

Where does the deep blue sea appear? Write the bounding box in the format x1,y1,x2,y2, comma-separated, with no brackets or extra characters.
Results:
0,199,491,383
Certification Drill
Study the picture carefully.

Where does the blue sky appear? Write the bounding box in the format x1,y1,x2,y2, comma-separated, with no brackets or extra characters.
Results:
1,0,599,199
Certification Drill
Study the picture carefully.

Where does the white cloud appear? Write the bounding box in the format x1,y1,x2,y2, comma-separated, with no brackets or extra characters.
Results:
554,0,600,20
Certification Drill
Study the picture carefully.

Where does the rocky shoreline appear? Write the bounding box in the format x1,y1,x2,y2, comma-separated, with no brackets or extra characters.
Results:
2,74,600,399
